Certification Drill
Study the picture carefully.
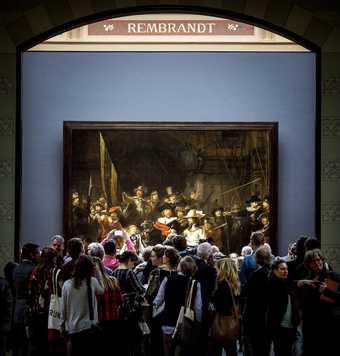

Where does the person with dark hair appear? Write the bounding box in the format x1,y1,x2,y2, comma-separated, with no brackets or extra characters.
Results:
28,247,57,356
287,235,309,283
113,251,145,356
296,249,332,356
61,238,84,282
12,243,40,356
267,259,300,356
239,231,265,289
102,239,119,271
243,246,272,356
153,256,203,356
172,235,193,257
61,255,104,356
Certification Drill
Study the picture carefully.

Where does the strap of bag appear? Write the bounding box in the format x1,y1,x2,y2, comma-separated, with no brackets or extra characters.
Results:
86,278,94,321
51,268,61,296
185,278,195,309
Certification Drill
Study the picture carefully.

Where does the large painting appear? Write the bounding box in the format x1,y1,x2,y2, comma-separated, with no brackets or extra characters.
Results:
64,122,278,255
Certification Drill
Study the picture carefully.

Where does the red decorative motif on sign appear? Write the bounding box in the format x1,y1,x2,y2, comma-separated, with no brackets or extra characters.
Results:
88,20,254,36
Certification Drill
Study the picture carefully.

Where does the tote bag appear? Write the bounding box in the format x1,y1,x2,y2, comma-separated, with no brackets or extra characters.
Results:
48,268,62,340
172,279,201,346
210,282,240,345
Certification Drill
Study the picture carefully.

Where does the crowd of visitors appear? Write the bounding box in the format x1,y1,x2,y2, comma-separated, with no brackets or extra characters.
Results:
0,232,339,356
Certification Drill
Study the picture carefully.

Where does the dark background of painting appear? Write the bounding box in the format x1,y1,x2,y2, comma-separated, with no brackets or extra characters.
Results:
21,51,316,255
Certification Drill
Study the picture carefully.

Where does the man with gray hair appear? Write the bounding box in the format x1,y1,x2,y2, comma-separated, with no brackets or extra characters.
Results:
50,235,64,255
193,242,217,355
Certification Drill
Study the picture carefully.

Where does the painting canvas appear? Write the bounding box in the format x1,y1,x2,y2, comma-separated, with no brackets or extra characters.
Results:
64,122,278,255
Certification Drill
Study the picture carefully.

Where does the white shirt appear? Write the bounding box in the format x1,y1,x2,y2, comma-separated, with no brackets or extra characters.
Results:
61,276,104,334
183,225,205,247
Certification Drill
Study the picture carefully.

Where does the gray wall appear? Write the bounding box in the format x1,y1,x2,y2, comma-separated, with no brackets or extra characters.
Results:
21,51,316,255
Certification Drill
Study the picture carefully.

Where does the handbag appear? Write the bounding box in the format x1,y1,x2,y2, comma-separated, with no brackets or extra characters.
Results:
172,278,201,346
48,268,62,340
210,282,240,345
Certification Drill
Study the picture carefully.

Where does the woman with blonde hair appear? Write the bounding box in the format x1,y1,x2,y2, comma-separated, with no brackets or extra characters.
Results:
209,257,240,356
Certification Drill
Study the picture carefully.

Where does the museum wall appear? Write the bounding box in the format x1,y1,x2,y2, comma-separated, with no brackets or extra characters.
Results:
21,51,316,255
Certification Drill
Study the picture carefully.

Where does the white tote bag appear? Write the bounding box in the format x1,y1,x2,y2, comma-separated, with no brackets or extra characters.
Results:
48,268,62,331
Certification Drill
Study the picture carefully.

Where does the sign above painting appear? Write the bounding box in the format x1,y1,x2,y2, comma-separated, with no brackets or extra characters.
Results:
88,19,254,36
29,14,308,51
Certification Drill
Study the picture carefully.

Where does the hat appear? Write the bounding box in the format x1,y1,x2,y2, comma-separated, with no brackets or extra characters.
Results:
246,195,261,204
184,209,206,219
212,207,224,215
134,185,145,193
158,203,174,213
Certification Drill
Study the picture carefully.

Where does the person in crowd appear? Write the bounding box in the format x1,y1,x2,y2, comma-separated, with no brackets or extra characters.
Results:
146,245,178,356
243,246,272,356
282,241,297,262
287,235,309,283
208,257,241,356
61,255,104,356
193,242,217,319
239,231,265,290
319,271,340,355
293,237,321,281
135,246,154,285
87,242,113,276
50,235,65,268
113,251,146,356
12,243,40,356
267,259,300,356
211,245,226,261
28,247,57,356
61,238,84,282
153,255,203,356
103,229,136,255
296,249,332,356
145,245,167,304
91,257,123,354
102,239,119,272
241,245,253,257
172,234,194,258
0,275,12,356
50,235,65,256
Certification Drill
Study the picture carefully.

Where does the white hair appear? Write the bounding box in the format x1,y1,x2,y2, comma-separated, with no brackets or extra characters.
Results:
197,242,213,260
50,235,64,243
241,245,253,256
87,242,105,259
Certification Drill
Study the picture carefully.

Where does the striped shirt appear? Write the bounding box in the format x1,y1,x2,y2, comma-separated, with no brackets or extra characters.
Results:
97,286,122,321
113,268,145,296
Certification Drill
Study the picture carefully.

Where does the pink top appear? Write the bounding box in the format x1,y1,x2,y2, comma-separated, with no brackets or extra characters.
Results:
102,255,119,271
